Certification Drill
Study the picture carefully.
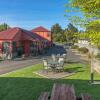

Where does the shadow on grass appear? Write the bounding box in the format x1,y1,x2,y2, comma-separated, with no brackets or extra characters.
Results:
66,60,88,65
64,66,85,73
0,77,100,100
66,60,80,64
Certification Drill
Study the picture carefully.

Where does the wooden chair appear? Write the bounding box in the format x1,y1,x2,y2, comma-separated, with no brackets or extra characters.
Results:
62,54,67,57
51,54,57,62
62,54,67,62
56,60,64,72
58,57,64,63
56,54,60,60
43,59,52,72
56,54,60,57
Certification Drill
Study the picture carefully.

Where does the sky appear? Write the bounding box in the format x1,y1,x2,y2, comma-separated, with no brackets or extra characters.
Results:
0,0,77,30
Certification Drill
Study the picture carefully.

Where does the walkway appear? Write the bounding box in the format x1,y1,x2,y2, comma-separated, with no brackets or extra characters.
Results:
67,49,89,64
0,58,42,75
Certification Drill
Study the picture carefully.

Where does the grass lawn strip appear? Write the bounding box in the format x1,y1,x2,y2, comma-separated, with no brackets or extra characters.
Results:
0,63,100,100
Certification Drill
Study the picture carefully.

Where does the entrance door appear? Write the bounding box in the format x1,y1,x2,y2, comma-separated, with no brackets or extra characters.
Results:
17,41,24,57
24,40,30,56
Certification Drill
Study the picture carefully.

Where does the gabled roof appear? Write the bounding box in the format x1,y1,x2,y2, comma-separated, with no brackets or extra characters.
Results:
21,29,46,41
33,32,48,41
0,27,34,40
0,27,48,41
31,26,50,32
0,28,20,40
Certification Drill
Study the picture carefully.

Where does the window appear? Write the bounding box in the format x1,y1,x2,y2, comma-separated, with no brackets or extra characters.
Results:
2,42,10,53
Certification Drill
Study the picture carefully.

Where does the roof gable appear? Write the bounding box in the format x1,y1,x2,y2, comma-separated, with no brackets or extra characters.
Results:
31,26,50,32
0,28,20,40
0,27,48,41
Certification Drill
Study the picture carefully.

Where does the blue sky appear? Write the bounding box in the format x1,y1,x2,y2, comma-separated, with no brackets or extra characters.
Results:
0,0,75,30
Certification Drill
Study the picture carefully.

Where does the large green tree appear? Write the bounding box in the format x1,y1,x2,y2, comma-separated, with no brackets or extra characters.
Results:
70,0,100,18
65,0,100,27
51,23,66,43
86,20,100,32
65,0,100,48
64,23,78,44
0,23,9,32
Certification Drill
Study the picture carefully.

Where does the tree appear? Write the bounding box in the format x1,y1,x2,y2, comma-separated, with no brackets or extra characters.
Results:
86,20,100,32
64,23,78,44
66,0,100,19
65,0,100,84
72,0,100,18
0,23,9,32
51,24,66,43
65,0,100,47
65,0,100,28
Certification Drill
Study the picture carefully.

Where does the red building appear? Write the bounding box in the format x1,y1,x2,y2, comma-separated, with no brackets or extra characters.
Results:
0,26,52,59
31,26,52,47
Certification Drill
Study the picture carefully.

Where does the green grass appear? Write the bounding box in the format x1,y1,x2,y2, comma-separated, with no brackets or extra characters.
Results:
0,63,100,100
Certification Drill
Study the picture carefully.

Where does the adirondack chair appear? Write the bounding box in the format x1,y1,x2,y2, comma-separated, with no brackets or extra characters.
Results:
51,54,57,62
56,59,64,72
58,57,64,63
43,59,52,72
57,54,60,57
56,54,60,60
62,53,67,62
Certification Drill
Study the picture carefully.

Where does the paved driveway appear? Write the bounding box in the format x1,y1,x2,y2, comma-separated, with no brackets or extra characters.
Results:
0,58,42,75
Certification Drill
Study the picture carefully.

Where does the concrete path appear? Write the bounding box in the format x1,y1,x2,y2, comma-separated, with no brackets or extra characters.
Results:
66,49,89,64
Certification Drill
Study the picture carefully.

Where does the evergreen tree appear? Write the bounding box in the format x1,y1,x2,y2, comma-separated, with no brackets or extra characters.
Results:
0,23,9,32
51,23,66,43
64,23,78,44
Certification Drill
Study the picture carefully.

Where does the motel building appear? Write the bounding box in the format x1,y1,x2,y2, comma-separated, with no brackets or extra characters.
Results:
0,26,52,59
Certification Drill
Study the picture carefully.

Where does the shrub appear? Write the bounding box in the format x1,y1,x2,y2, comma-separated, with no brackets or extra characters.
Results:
95,53,100,59
71,45,79,49
78,47,89,54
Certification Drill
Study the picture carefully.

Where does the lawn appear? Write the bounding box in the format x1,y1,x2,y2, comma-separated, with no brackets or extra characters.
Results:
0,63,100,100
